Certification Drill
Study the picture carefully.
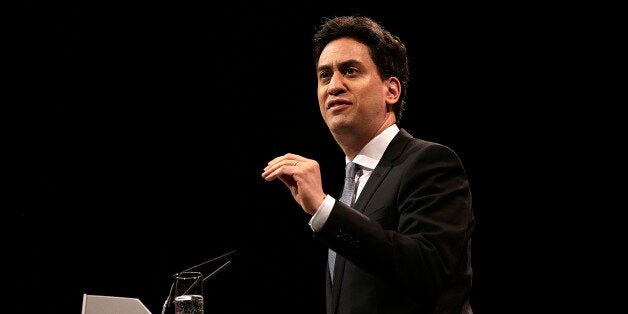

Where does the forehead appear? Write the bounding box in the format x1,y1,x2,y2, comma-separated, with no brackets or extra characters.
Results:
318,37,371,66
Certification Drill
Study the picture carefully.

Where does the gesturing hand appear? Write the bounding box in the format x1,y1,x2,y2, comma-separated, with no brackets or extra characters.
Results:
261,153,326,215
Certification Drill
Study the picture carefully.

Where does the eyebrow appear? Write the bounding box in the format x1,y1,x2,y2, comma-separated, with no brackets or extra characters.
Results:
317,59,362,72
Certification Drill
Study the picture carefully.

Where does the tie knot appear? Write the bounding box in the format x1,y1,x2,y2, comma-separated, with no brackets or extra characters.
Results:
345,162,358,179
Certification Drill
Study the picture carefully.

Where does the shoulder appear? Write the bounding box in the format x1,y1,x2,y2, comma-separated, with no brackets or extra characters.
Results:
396,128,461,161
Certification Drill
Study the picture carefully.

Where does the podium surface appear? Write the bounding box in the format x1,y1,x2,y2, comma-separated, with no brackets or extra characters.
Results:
82,294,152,314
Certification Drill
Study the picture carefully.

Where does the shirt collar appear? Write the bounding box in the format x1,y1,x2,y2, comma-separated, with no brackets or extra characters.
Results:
348,124,400,170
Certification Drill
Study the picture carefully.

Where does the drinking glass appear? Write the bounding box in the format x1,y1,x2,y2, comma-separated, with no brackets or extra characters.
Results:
173,271,204,314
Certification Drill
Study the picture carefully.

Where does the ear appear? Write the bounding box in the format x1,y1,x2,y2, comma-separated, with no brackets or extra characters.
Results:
385,77,401,111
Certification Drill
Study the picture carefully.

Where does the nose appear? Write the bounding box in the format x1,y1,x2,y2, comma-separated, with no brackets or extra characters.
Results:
327,72,346,96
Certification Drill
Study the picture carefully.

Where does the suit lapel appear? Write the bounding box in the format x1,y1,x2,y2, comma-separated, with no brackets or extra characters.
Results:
354,129,412,214
328,129,413,313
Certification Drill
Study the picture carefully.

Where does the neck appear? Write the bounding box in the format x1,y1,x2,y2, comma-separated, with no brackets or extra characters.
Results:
335,116,396,160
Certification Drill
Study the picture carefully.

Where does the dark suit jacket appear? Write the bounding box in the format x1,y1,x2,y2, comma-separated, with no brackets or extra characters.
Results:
313,129,474,314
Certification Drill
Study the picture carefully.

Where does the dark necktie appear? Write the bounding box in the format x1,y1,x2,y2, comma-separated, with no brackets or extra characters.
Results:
329,162,359,281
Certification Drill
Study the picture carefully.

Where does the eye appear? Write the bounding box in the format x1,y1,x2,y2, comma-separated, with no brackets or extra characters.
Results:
344,67,358,76
318,70,331,83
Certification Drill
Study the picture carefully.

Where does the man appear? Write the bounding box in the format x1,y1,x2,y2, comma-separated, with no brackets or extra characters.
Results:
262,15,474,313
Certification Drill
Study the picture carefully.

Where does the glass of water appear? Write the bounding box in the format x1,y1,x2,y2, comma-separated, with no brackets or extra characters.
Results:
173,271,204,314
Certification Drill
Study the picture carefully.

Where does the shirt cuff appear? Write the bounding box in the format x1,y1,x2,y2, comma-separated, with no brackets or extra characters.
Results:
309,194,335,232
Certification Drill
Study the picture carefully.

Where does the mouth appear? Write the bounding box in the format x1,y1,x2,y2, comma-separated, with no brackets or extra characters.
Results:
326,99,351,110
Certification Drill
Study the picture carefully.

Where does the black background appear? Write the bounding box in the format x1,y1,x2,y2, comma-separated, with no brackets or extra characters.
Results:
11,1,575,313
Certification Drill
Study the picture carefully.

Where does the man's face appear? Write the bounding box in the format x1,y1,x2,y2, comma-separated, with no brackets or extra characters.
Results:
316,37,393,137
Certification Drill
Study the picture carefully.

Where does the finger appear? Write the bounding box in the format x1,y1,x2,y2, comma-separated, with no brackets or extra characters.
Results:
262,163,292,181
265,155,289,171
267,153,291,166
264,156,303,173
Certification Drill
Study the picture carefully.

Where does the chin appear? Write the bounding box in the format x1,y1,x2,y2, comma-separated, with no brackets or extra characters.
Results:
328,119,354,134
